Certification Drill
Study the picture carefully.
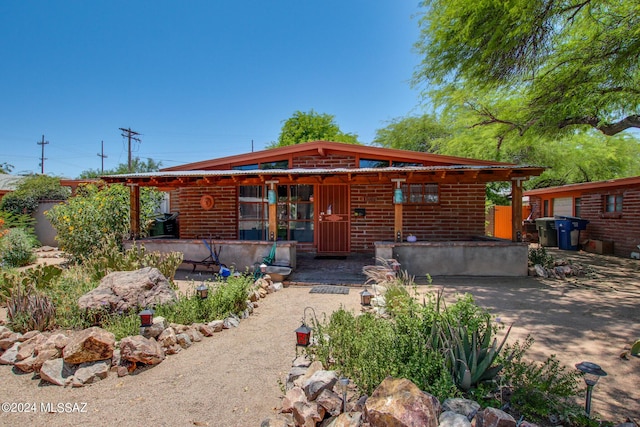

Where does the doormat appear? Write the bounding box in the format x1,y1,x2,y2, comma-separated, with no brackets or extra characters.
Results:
309,285,350,295
315,255,347,260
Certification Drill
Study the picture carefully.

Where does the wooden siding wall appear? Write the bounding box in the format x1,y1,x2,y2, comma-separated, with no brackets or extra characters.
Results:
529,184,640,257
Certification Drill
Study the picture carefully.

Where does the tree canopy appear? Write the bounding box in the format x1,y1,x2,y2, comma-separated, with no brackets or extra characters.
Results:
78,157,162,179
373,114,450,153
413,0,640,138
270,110,360,148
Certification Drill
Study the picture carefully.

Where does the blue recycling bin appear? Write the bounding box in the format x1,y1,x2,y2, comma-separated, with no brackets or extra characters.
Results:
554,217,589,251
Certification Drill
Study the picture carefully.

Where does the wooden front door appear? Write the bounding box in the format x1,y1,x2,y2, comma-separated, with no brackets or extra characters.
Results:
317,184,350,254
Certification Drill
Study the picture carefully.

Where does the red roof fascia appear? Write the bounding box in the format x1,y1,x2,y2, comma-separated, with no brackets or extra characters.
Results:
525,176,640,196
161,140,512,171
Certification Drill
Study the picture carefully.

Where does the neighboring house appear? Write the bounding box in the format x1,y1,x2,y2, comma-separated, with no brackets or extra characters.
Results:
0,175,23,202
103,141,544,276
525,176,640,257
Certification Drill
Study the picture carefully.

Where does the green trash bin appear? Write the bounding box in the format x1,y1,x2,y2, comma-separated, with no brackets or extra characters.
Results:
535,217,558,247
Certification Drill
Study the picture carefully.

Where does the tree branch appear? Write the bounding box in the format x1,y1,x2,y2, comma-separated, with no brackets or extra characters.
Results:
558,114,640,135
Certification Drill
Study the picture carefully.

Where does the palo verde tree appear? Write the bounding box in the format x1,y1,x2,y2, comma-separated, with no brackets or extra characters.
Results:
373,114,451,153
269,110,360,148
413,0,640,138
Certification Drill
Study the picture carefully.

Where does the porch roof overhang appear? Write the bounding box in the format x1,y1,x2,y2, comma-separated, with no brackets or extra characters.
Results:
102,164,545,189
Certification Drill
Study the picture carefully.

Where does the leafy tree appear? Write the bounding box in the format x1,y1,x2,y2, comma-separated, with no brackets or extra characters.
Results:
414,0,640,138
0,162,13,174
45,182,164,262
269,110,360,148
78,157,163,179
0,174,70,215
373,114,451,152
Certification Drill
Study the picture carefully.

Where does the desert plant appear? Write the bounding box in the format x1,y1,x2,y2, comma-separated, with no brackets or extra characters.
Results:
529,246,554,269
443,317,511,391
0,227,37,267
0,265,63,303
0,174,70,215
499,336,587,425
6,285,56,332
80,237,183,284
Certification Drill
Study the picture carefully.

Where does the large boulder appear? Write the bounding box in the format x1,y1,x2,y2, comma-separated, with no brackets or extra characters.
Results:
119,335,165,365
63,327,115,364
78,267,177,313
365,377,441,427
476,407,516,427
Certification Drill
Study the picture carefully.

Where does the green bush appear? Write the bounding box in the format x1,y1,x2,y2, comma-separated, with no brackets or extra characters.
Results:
45,182,163,262
0,228,37,267
80,237,183,283
0,174,70,215
529,246,555,269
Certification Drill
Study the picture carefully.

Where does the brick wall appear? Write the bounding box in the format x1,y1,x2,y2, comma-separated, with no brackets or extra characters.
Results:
171,186,237,240
292,154,356,168
529,185,640,257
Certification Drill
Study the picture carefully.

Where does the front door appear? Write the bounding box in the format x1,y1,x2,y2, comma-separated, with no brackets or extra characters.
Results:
317,184,350,254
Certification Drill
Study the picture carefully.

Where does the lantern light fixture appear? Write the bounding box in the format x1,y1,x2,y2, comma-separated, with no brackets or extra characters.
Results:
139,309,154,327
294,306,316,346
575,361,607,418
196,283,209,299
360,288,373,306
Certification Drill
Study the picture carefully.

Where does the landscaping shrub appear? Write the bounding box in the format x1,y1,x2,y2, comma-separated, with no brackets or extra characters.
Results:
529,246,555,269
6,285,56,333
80,237,183,283
0,227,37,267
0,174,70,215
45,182,163,262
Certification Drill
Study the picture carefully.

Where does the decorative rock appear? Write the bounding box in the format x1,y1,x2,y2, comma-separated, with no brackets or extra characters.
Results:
442,398,481,420
315,388,343,417
39,358,77,386
534,264,548,278
248,290,258,302
365,377,441,427
117,365,129,377
476,407,516,427
294,360,324,387
260,414,295,427
292,355,312,368
185,327,204,343
158,328,177,347
63,327,115,364
16,333,47,362
272,282,283,291
286,366,309,390
15,348,59,373
44,332,70,351
282,386,307,413
194,323,215,337
111,349,121,367
77,267,178,313
141,321,165,340
119,335,165,365
176,333,193,349
321,412,363,427
301,370,338,401
224,316,240,329
72,360,110,387
19,330,41,342
0,342,20,365
293,401,325,427
440,411,472,427
0,325,11,337
208,320,224,332
164,344,182,355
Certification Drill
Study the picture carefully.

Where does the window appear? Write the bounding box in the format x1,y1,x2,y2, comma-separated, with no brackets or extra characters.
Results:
232,160,289,171
605,194,623,212
277,185,314,242
391,161,422,167
543,199,550,217
402,183,439,204
359,158,389,168
238,186,267,240
574,198,581,217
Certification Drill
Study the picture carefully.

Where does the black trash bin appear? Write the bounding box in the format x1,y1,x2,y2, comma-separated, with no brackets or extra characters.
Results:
535,217,558,247
150,212,179,237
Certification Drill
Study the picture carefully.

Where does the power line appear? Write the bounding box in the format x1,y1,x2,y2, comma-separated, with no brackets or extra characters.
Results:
37,134,49,174
119,128,141,173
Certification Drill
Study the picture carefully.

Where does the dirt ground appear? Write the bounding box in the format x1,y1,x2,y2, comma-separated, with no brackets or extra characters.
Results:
0,247,638,426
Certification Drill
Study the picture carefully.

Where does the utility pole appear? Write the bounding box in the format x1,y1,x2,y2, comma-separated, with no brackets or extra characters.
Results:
97,140,108,173
37,134,49,174
119,127,141,172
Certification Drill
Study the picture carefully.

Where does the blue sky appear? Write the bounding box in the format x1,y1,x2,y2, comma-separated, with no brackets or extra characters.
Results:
0,1,425,178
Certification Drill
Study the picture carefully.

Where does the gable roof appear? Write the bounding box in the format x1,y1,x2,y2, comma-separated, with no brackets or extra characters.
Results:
161,140,510,171
524,176,640,196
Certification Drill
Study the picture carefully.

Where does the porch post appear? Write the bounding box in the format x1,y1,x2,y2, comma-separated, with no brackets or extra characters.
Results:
129,184,140,238
511,178,524,242
395,204,403,242
266,180,279,241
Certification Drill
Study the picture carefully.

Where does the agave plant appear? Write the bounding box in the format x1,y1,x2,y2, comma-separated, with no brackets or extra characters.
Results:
443,317,512,391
